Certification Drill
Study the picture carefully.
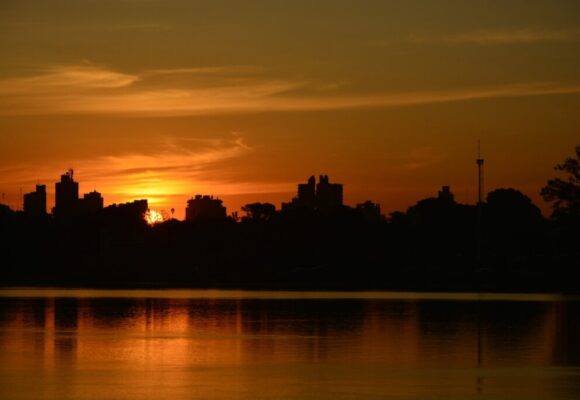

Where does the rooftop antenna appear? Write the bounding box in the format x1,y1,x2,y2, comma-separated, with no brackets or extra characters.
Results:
476,140,485,205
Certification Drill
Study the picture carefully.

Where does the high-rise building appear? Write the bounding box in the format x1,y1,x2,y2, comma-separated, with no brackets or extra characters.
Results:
297,176,316,208
54,169,79,217
316,175,343,210
23,185,47,217
283,175,344,211
185,195,227,222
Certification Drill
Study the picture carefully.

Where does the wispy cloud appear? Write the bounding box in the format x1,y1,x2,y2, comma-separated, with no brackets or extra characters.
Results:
1,64,138,93
410,28,580,45
1,62,580,116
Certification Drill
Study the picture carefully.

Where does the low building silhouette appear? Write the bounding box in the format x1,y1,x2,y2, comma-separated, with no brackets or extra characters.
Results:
23,185,47,217
186,195,227,222
356,200,382,223
79,190,104,214
102,199,148,224
0,203,11,218
283,175,344,211
54,169,79,218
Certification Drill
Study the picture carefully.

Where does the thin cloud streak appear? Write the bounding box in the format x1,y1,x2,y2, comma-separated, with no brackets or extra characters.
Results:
0,64,139,93
1,63,580,116
410,28,580,45
143,66,266,77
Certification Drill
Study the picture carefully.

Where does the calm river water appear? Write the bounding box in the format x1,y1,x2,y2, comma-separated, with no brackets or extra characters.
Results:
0,289,579,400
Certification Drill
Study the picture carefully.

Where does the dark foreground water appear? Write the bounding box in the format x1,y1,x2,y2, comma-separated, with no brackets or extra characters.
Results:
0,289,579,400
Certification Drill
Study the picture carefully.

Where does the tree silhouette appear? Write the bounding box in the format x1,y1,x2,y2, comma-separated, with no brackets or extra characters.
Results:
487,188,543,224
541,145,580,218
486,188,544,255
241,202,277,222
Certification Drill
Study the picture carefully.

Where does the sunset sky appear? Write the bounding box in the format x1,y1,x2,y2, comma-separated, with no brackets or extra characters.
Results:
1,0,579,218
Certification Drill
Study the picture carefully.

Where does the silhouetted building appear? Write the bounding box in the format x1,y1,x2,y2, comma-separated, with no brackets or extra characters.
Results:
297,176,317,208
438,186,455,203
0,203,12,218
117,199,148,213
23,185,47,217
316,175,343,209
283,175,344,211
54,169,79,218
356,200,382,223
186,195,227,222
102,199,148,224
79,191,104,214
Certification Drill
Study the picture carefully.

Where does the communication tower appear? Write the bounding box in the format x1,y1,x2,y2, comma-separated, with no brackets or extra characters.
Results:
476,141,485,204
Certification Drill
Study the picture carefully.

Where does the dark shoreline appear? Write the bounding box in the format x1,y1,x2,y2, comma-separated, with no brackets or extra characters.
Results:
3,268,579,295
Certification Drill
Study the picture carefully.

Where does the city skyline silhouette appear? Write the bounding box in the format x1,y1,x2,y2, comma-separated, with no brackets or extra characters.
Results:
0,144,578,291
0,147,566,220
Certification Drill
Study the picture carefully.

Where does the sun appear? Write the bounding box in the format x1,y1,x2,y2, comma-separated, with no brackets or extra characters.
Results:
144,209,164,225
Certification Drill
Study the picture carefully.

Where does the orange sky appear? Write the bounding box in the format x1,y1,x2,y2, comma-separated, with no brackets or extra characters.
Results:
1,1,579,218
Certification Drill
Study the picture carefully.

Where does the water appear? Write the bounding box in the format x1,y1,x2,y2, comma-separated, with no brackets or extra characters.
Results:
0,289,579,400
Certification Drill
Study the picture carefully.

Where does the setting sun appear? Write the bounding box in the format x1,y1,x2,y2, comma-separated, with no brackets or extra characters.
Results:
144,209,164,225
